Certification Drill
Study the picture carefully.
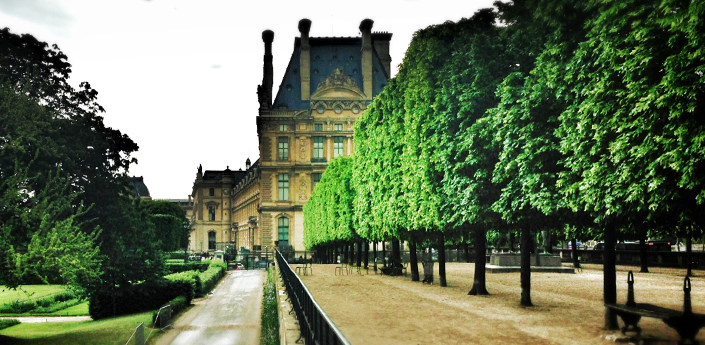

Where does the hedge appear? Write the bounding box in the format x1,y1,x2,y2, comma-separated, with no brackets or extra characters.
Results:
198,261,226,296
166,261,211,274
152,295,189,326
88,279,193,320
165,271,201,299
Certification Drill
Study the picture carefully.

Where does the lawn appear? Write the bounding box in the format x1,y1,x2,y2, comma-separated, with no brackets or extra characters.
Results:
44,301,89,316
0,311,156,345
0,286,66,305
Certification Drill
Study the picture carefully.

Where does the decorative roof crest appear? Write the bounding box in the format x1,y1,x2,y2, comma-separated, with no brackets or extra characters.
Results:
312,68,365,100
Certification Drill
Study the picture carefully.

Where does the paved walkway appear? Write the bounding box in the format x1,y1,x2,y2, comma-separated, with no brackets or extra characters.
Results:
0,316,92,323
155,270,265,345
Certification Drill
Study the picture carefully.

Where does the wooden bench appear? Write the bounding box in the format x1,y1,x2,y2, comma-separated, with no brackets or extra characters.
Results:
605,271,705,344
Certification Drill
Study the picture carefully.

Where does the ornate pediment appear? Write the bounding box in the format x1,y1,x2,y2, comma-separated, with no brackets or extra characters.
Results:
311,68,366,100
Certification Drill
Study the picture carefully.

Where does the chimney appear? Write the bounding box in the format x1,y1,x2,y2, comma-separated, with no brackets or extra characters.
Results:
359,19,374,100
299,19,312,101
372,32,393,77
262,30,274,108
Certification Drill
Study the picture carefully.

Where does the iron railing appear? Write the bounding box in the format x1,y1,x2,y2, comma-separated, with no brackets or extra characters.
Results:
275,249,350,345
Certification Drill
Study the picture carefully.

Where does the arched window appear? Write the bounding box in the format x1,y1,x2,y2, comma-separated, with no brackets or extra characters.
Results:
278,217,289,247
208,231,216,250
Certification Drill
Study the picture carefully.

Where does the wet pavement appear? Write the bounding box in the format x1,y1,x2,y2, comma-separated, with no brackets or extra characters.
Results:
156,270,265,345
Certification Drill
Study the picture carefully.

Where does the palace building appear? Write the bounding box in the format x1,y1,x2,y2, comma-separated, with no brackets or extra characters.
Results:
189,19,392,256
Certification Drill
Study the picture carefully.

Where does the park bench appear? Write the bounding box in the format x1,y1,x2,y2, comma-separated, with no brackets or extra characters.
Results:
295,262,312,276
605,270,705,344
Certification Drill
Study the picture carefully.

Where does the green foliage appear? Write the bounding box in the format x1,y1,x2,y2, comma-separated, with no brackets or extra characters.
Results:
260,267,279,345
1,28,166,297
198,261,226,296
166,261,210,274
141,200,190,252
304,157,357,248
0,319,20,331
164,271,200,300
88,278,192,320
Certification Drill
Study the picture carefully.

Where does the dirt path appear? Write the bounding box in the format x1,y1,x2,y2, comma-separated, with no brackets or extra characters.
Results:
299,263,705,344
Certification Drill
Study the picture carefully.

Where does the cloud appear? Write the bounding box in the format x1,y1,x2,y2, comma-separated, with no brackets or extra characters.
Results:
211,64,222,69
0,0,74,32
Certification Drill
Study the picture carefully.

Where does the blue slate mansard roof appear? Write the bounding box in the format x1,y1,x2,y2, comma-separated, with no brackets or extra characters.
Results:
272,36,391,110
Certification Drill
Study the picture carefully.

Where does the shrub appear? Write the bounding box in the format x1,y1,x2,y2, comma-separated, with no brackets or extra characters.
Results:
89,279,193,320
164,271,199,301
260,267,279,345
33,298,83,313
151,295,189,326
0,319,20,330
198,261,226,296
0,300,36,313
166,261,210,274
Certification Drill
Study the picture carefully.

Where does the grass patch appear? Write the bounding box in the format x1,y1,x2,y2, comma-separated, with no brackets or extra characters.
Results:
0,311,154,345
260,266,279,345
0,286,67,305
44,301,89,316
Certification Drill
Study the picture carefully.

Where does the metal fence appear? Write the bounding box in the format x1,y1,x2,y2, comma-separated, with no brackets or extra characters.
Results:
275,249,350,345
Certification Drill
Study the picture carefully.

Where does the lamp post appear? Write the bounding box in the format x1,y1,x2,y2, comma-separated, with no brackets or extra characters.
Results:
248,216,258,250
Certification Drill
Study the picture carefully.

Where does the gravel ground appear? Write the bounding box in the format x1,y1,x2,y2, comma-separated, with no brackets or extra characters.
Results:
298,262,705,344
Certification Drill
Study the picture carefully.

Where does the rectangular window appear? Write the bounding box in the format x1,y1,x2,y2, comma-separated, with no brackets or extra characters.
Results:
208,206,215,221
279,124,288,132
312,137,324,162
278,174,289,201
334,124,342,131
209,231,216,250
334,136,344,158
312,173,322,189
278,217,289,247
314,123,323,132
278,137,289,160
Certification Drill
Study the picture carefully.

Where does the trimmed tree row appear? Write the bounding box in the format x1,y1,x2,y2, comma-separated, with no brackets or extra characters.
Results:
303,0,705,329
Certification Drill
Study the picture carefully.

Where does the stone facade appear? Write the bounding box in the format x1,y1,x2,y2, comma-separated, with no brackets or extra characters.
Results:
189,19,391,256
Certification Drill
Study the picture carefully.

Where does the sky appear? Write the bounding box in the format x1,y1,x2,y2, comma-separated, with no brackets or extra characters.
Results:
0,0,497,199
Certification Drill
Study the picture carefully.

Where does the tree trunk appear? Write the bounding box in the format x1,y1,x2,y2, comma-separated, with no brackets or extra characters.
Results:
392,238,401,276
439,234,447,287
373,241,378,271
639,228,649,273
382,241,387,267
347,243,353,265
604,222,619,330
409,238,420,281
571,238,581,269
364,241,369,269
546,232,553,254
356,241,363,267
469,226,489,295
687,235,693,277
520,226,533,306
509,231,515,252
